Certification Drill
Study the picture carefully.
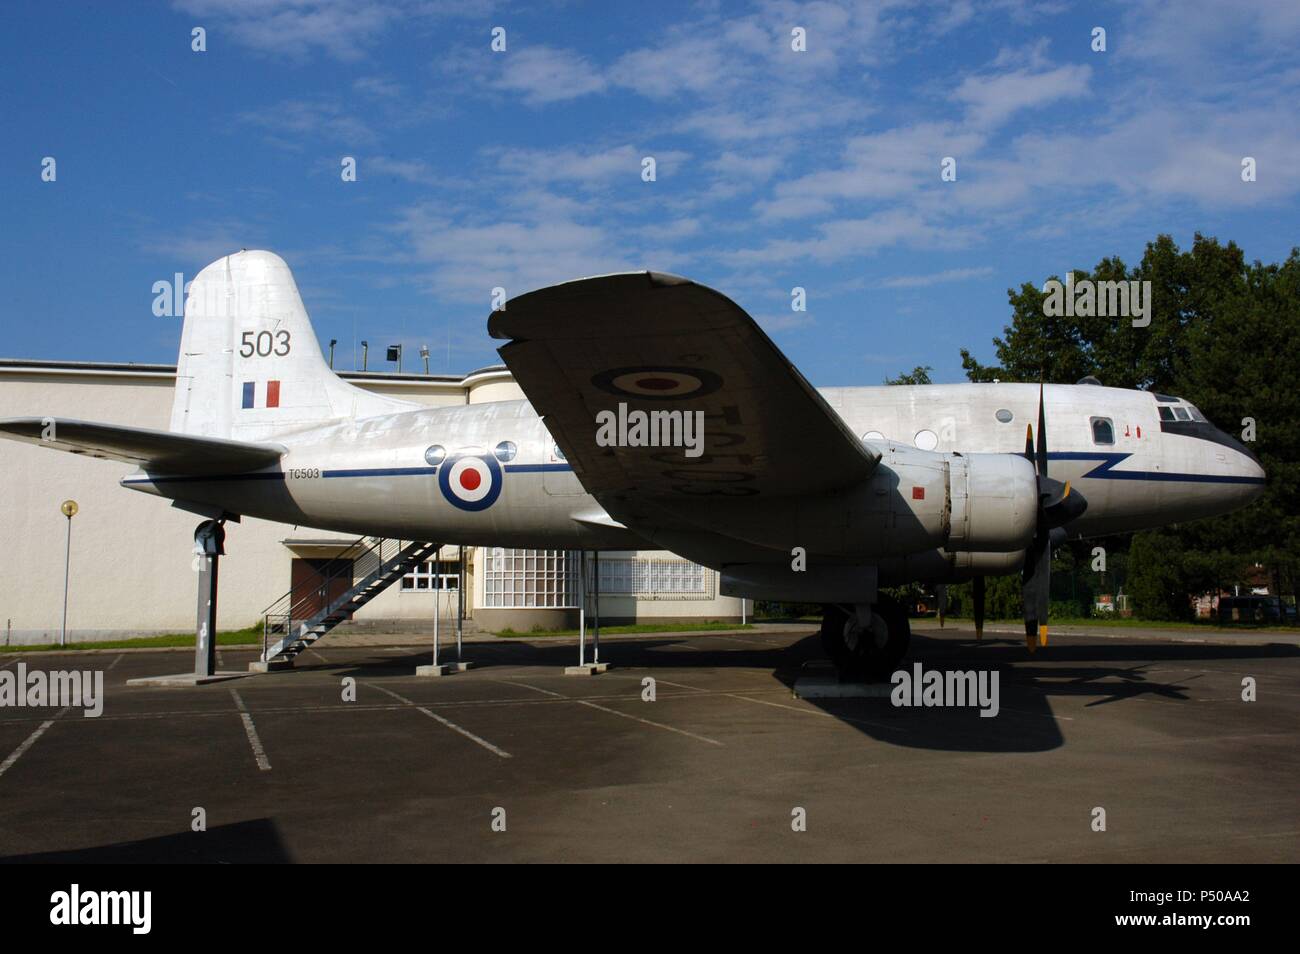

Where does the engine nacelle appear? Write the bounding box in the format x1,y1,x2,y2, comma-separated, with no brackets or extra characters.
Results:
944,452,1039,552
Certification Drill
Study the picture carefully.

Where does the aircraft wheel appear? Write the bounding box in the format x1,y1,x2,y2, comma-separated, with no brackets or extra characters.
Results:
820,596,911,681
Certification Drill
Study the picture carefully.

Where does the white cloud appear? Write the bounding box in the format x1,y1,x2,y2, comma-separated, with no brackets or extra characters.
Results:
954,63,1091,129
239,99,376,148
878,266,994,288
173,0,400,61
490,46,607,105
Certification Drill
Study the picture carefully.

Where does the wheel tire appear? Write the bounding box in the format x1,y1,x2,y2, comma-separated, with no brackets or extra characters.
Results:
863,594,911,681
820,604,852,669
819,597,911,681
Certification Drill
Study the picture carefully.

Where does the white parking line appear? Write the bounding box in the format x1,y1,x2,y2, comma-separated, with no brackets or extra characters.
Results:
229,688,271,771
364,682,512,758
0,706,70,780
494,679,566,698
576,699,723,746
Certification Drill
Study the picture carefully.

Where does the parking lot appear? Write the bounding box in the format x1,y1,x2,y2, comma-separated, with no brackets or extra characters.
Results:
2,624,1298,863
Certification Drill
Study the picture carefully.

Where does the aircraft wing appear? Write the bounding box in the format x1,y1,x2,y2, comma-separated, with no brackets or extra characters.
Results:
0,418,285,474
489,272,879,504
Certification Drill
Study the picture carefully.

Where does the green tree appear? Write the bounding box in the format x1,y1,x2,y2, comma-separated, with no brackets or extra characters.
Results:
885,365,933,385
959,234,1299,619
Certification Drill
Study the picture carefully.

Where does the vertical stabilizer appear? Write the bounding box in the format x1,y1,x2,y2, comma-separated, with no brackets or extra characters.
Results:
169,250,417,440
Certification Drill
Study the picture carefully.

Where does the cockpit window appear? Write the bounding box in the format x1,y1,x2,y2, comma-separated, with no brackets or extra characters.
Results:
1158,406,1175,422
1173,406,1191,421
1188,406,1207,423
1090,416,1115,445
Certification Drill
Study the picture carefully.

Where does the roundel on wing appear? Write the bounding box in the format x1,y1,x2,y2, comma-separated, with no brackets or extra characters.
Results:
437,451,503,511
591,366,723,401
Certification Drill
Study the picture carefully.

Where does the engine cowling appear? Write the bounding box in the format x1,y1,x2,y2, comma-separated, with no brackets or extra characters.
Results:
944,451,1039,552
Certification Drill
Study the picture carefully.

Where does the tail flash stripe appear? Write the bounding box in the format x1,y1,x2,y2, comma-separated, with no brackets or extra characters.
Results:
241,381,254,409
266,380,281,408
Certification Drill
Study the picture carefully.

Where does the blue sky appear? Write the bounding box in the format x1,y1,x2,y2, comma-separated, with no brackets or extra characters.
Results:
3,0,1298,384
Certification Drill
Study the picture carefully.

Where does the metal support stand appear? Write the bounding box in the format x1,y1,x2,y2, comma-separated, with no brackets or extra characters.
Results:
417,543,466,676
127,519,248,687
566,549,607,675
456,545,465,663
194,525,220,678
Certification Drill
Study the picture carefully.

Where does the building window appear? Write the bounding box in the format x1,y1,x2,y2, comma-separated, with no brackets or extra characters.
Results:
401,560,460,592
483,548,579,608
597,557,713,600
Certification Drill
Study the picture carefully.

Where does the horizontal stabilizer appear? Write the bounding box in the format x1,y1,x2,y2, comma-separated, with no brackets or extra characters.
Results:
0,417,285,474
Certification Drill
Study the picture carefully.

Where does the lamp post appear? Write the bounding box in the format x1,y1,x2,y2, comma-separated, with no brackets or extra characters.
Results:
361,340,369,371
420,344,430,375
328,338,337,369
60,499,78,647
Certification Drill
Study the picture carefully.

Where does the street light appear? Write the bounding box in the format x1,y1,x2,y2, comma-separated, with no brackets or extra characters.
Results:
60,499,78,647
361,340,369,371
328,338,337,369
419,344,430,375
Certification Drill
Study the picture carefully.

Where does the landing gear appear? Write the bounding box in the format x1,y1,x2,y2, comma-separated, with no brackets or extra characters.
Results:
820,596,911,681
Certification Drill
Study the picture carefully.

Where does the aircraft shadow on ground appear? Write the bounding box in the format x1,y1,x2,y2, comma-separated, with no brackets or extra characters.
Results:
0,817,293,864
287,631,1300,755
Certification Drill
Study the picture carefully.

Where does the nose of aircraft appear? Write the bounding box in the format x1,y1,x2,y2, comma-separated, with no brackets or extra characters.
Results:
1214,426,1267,501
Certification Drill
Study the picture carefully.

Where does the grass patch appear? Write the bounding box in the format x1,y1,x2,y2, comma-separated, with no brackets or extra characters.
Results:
1,624,264,653
494,621,753,638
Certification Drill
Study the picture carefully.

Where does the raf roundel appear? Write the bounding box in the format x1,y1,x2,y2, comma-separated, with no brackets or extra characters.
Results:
437,451,503,511
591,366,723,401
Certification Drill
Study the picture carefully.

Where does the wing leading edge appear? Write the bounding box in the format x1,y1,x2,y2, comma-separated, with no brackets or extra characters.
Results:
0,418,285,474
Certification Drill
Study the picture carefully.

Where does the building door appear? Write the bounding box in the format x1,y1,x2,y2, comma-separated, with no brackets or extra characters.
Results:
290,558,354,620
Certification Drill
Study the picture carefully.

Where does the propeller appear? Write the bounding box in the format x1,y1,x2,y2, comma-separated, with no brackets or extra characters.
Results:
1021,381,1088,652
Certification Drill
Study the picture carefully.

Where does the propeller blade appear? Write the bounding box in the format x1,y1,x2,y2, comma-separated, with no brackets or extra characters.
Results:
1022,532,1051,652
1024,423,1034,462
973,575,985,641
1036,379,1048,479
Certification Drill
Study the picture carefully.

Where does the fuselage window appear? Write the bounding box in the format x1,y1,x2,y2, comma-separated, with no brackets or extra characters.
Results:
1090,416,1115,445
995,408,1013,423
1158,406,1175,422
1173,406,1191,421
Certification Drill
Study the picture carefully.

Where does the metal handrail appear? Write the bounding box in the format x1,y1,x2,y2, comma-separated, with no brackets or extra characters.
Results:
260,536,407,659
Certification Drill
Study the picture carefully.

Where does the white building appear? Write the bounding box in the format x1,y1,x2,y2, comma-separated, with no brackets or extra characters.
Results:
0,359,743,645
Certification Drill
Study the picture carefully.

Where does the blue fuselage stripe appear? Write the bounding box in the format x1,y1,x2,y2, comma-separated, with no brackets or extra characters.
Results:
120,454,1263,486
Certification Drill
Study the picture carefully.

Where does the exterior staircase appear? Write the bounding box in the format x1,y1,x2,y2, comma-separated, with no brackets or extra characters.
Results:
260,537,440,663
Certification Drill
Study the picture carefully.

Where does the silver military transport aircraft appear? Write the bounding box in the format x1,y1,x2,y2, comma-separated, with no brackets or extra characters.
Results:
0,251,1266,677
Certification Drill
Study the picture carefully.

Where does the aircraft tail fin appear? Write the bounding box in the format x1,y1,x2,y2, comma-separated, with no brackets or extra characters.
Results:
170,250,417,441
